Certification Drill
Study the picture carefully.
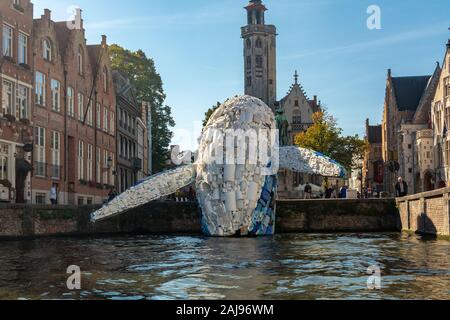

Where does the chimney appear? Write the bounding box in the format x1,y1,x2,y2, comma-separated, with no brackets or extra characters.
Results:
42,8,51,20
387,68,392,78
101,35,107,47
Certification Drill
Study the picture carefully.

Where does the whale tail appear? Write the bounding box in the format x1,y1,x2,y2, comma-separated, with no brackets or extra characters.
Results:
278,146,347,178
90,164,196,222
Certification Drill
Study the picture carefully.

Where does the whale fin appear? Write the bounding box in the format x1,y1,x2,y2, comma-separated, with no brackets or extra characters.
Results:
278,146,346,178
91,164,196,222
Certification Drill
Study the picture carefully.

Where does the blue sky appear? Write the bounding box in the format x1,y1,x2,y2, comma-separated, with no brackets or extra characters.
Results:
33,0,450,150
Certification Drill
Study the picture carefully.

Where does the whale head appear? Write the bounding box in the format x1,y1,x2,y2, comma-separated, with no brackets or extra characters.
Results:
196,95,278,236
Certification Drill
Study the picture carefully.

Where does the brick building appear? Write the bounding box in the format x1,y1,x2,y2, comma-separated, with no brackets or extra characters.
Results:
363,119,383,194
0,0,34,203
382,67,439,195
31,9,116,204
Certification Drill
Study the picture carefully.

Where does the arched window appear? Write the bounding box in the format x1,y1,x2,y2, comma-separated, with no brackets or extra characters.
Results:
102,66,108,92
246,39,251,49
256,37,262,49
77,46,84,75
43,38,52,61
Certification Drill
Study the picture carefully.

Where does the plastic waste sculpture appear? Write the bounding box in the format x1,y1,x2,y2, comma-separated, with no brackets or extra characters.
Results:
91,96,346,237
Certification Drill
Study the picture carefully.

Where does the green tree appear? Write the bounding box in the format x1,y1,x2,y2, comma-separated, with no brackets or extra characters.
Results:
295,111,366,171
202,102,221,128
109,44,175,173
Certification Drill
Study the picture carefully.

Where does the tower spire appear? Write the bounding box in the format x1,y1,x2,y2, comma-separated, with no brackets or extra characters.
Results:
294,70,299,85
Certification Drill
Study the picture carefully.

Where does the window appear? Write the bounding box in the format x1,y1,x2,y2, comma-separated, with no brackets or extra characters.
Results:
78,93,84,121
96,147,101,183
246,56,251,69
77,46,83,75
18,33,27,64
51,131,61,179
446,141,450,166
51,79,60,112
34,127,46,177
436,106,442,134
110,111,115,135
294,100,299,107
96,103,101,128
110,153,115,186
103,107,108,132
67,87,74,117
17,85,29,119
246,76,252,87
103,66,108,92
35,72,46,106
2,24,13,57
256,37,262,49
87,144,93,181
43,39,52,61
119,135,124,158
445,77,450,98
246,38,251,49
103,150,109,184
2,79,13,116
78,140,84,180
35,193,46,204
87,100,93,126
0,143,10,180
256,55,263,68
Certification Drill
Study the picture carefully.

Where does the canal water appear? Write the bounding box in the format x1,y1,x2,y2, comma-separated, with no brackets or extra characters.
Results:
0,233,448,300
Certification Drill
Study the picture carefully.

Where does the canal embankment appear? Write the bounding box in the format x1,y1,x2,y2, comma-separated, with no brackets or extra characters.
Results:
0,199,403,239
397,187,450,238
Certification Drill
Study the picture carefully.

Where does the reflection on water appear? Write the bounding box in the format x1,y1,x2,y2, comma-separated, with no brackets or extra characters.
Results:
0,233,448,300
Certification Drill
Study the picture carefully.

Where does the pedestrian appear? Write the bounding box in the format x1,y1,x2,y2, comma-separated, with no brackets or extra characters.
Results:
325,187,333,199
339,185,348,199
108,188,117,202
304,182,312,199
50,184,58,205
395,177,408,197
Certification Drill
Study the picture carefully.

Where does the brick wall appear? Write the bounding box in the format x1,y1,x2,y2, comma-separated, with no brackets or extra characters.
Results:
397,188,450,236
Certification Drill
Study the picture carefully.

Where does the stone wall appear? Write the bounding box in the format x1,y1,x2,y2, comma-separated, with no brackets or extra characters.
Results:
396,188,450,236
0,199,400,239
276,199,400,233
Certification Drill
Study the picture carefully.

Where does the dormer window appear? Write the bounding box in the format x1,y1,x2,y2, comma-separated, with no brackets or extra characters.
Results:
43,38,52,61
77,46,84,75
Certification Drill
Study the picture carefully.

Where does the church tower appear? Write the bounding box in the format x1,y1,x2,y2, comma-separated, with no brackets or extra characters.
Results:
242,0,277,108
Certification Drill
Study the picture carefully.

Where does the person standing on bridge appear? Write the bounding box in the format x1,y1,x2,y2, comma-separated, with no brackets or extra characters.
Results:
395,177,408,197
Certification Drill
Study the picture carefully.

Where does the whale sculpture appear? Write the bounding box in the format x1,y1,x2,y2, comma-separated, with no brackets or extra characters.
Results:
91,95,346,237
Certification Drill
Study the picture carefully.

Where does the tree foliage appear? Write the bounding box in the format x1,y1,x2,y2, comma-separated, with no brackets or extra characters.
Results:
294,111,366,171
202,102,221,128
109,44,175,173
